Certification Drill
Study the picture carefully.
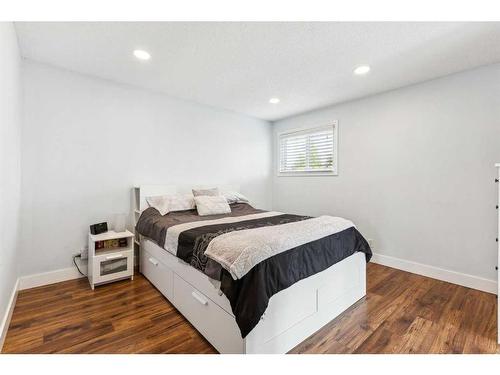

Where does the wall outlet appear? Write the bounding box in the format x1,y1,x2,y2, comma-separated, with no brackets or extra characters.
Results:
367,239,374,249
80,245,88,260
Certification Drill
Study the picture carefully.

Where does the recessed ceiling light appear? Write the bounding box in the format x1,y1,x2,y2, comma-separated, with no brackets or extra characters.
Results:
353,65,370,75
269,97,280,104
354,65,370,76
133,49,151,61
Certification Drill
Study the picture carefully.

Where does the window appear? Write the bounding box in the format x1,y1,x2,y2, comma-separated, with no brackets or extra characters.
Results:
278,123,337,176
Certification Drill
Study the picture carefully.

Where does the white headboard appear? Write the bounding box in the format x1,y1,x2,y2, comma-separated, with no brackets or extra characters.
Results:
134,184,240,212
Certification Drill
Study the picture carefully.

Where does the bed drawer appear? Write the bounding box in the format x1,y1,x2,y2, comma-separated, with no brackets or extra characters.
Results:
141,238,233,315
141,249,174,300
173,274,243,353
173,257,234,315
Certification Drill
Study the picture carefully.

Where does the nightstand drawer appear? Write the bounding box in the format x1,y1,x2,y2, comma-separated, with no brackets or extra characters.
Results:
92,249,133,284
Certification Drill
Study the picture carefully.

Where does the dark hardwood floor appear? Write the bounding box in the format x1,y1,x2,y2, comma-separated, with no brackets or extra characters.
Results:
2,263,498,354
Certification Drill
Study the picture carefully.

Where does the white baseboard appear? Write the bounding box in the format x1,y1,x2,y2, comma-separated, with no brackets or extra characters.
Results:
0,278,19,353
18,267,85,291
371,252,497,295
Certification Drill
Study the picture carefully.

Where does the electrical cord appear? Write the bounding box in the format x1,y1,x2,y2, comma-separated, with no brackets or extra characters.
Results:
73,254,85,276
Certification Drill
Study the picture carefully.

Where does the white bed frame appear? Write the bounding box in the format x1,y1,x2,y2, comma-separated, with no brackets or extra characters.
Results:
135,185,367,354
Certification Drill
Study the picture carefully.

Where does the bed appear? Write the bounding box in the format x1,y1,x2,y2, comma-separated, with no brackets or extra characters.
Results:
134,185,371,353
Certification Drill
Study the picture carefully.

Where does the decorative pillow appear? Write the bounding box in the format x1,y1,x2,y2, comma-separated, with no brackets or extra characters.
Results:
145,195,170,215
168,194,196,211
194,196,231,216
192,187,220,197
221,190,250,204
146,194,195,215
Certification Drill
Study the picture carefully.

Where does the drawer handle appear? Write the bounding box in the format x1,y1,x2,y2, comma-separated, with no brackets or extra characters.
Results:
148,257,159,266
191,291,208,305
106,254,123,260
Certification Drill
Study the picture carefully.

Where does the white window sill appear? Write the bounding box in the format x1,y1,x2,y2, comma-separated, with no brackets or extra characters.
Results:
277,171,338,177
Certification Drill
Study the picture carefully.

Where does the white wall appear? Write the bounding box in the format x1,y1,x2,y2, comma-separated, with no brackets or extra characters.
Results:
0,23,22,333
20,60,272,276
273,64,500,283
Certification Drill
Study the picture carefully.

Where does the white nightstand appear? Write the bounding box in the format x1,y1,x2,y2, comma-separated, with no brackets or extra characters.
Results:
88,230,135,290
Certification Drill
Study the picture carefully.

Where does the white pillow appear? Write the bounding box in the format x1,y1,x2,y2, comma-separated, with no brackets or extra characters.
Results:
146,194,195,215
221,190,250,204
145,196,169,215
194,196,231,216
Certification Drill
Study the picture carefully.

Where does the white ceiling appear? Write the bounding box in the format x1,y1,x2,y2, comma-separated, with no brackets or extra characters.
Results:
15,22,500,121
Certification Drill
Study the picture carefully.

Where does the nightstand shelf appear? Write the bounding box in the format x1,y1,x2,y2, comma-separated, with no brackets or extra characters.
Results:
88,230,135,290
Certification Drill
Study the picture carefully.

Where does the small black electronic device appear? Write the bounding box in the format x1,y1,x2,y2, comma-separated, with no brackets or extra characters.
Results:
90,222,108,235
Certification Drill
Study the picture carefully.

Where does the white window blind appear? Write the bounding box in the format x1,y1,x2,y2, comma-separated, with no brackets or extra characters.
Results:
278,124,337,175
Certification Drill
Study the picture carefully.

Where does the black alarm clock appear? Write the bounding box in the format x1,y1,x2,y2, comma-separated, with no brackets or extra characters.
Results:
90,222,108,235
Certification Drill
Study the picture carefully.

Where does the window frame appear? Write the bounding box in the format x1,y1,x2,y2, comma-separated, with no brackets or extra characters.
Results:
276,122,338,177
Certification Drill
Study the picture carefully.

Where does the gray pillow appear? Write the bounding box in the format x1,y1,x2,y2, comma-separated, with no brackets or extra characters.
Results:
192,187,220,197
